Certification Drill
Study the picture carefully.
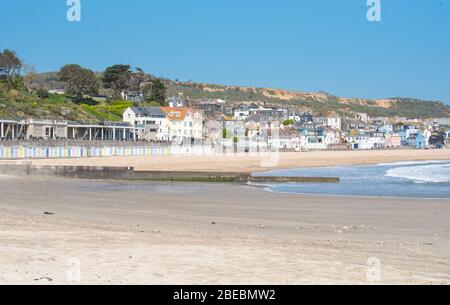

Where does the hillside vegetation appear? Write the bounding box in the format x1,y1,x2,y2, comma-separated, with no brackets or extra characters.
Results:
166,81,450,118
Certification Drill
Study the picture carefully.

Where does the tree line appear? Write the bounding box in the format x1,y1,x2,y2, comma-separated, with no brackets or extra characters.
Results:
0,49,167,104
59,64,167,104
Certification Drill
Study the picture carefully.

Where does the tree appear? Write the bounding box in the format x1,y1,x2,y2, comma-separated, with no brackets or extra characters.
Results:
0,49,22,87
143,78,167,104
283,119,295,126
103,64,132,97
58,64,99,99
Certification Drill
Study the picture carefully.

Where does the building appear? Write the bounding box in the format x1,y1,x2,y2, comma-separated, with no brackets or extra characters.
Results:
300,125,327,150
121,91,144,103
301,112,313,123
385,134,401,148
407,132,426,149
123,107,168,141
268,126,302,150
25,119,68,140
168,94,188,108
326,112,342,131
203,120,223,146
160,107,203,145
355,113,369,123
345,132,385,150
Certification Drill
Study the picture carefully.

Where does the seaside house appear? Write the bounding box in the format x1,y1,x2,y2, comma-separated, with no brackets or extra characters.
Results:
190,99,225,120
407,132,426,149
121,91,145,103
300,112,313,123
345,132,385,150
423,124,434,147
203,119,223,146
167,94,187,108
428,132,447,149
342,118,366,133
123,107,168,141
300,125,327,150
326,111,342,131
160,107,203,145
377,124,394,134
289,111,301,123
385,134,402,148
268,126,302,151
355,113,370,123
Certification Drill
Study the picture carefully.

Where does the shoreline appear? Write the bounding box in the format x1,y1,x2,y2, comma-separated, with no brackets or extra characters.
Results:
8,149,450,173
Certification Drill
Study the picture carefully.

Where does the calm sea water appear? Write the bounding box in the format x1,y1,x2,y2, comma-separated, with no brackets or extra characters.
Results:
256,160,450,199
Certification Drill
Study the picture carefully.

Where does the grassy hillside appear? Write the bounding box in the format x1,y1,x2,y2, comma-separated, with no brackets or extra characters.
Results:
2,74,449,122
0,81,133,123
166,81,450,118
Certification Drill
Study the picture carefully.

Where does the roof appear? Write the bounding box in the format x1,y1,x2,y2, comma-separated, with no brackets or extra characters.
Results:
160,107,199,121
327,111,340,118
130,107,165,118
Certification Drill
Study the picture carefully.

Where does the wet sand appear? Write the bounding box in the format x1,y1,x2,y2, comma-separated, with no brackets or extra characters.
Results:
1,175,450,284
25,149,450,173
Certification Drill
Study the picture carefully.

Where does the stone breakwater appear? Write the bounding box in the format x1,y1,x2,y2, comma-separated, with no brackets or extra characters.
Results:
0,163,339,184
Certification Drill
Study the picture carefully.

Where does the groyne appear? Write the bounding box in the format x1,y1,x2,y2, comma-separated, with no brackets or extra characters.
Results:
0,163,340,184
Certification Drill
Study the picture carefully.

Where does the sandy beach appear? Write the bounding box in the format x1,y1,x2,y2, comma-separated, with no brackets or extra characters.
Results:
24,149,450,173
1,171,450,284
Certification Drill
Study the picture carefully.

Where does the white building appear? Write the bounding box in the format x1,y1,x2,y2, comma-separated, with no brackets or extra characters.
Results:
161,107,203,145
326,112,342,131
123,107,169,141
345,133,385,150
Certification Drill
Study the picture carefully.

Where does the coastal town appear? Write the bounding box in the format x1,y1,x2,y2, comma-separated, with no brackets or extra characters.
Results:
1,92,450,156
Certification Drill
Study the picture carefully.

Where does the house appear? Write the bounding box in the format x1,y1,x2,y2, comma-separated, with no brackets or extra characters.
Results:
300,125,327,150
160,107,203,145
377,124,393,134
423,124,434,146
268,126,302,150
385,134,401,148
407,132,426,149
233,104,253,120
345,132,385,150
288,111,301,123
428,132,447,148
342,118,366,132
191,100,225,119
300,112,313,123
121,91,144,103
203,120,223,146
398,125,421,146
123,107,168,141
355,113,370,123
313,116,327,125
326,112,342,131
168,94,187,108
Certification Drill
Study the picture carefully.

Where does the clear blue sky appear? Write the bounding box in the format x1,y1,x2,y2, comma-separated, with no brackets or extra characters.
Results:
2,0,450,104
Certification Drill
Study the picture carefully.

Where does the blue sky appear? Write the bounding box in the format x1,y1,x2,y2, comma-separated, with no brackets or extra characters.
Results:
2,0,450,104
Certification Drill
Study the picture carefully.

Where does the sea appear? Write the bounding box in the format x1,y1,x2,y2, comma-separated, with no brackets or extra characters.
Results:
256,160,450,199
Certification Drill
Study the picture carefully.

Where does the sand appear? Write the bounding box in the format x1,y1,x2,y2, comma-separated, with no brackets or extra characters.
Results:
26,149,450,173
1,176,450,285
